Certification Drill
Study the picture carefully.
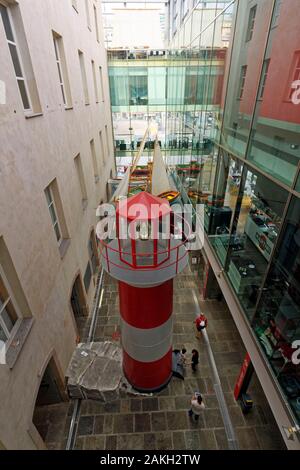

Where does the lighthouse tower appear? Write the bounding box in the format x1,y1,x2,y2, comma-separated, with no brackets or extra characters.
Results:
100,192,188,392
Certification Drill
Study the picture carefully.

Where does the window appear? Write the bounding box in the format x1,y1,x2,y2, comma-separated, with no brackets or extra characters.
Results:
0,237,33,366
91,60,99,103
45,180,69,253
78,50,89,105
0,271,18,343
90,139,99,182
45,186,62,243
88,232,98,274
0,4,30,110
129,67,148,105
83,262,92,292
99,66,104,102
238,65,247,99
53,32,72,108
85,0,91,30
288,52,300,101
94,4,99,42
246,5,257,42
99,130,105,165
259,59,270,99
271,0,282,28
74,154,88,209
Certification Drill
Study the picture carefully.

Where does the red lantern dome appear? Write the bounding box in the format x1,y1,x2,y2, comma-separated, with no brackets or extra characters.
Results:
116,192,171,269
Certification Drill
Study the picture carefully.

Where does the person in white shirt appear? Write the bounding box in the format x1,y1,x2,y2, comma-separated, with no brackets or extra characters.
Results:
188,393,205,421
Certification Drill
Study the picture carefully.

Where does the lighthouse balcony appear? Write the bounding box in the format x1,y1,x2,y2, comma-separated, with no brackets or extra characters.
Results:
99,237,188,287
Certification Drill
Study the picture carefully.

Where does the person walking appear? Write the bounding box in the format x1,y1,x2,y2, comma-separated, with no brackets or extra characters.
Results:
188,392,205,421
194,313,207,339
191,349,199,372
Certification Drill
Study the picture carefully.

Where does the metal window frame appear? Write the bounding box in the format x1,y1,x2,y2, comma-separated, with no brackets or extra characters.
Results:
53,34,67,106
1,4,32,112
0,267,21,342
45,185,63,244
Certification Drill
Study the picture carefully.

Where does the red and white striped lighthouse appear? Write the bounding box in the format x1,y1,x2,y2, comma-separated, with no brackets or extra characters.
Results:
100,192,188,392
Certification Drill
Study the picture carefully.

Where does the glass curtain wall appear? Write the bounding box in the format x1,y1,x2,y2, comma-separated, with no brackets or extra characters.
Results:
253,196,300,424
201,0,300,426
108,1,233,177
220,0,275,158
247,0,300,186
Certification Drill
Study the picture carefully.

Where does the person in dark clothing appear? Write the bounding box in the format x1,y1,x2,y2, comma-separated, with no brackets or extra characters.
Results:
191,349,199,372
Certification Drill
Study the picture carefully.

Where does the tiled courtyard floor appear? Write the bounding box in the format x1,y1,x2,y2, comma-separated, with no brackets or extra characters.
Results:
36,267,286,450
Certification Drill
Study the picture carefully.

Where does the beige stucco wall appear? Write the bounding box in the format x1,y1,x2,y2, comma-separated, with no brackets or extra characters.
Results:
0,0,115,449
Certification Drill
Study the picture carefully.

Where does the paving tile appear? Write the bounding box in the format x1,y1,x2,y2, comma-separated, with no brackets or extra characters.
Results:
174,395,190,410
77,416,94,436
105,435,117,450
86,401,105,415
155,432,173,450
203,395,218,409
204,377,215,395
204,409,223,428
224,392,236,407
120,400,131,413
172,431,186,449
104,401,121,413
142,397,159,412
130,399,142,412
117,434,144,450
84,435,105,450
104,415,113,434
74,437,85,450
210,341,230,353
198,429,217,450
134,413,151,433
235,427,261,450
214,429,229,450
168,379,186,395
113,414,134,434
185,430,200,450
184,378,201,395
159,396,176,411
94,415,104,434
228,406,245,427
143,433,156,450
151,411,167,431
255,405,269,425
166,411,188,430
254,426,286,450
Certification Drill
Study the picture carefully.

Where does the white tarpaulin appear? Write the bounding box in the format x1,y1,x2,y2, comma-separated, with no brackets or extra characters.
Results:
65,341,152,401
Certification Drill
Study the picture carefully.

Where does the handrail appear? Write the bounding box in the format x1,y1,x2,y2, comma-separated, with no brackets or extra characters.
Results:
97,213,192,257
100,245,188,274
